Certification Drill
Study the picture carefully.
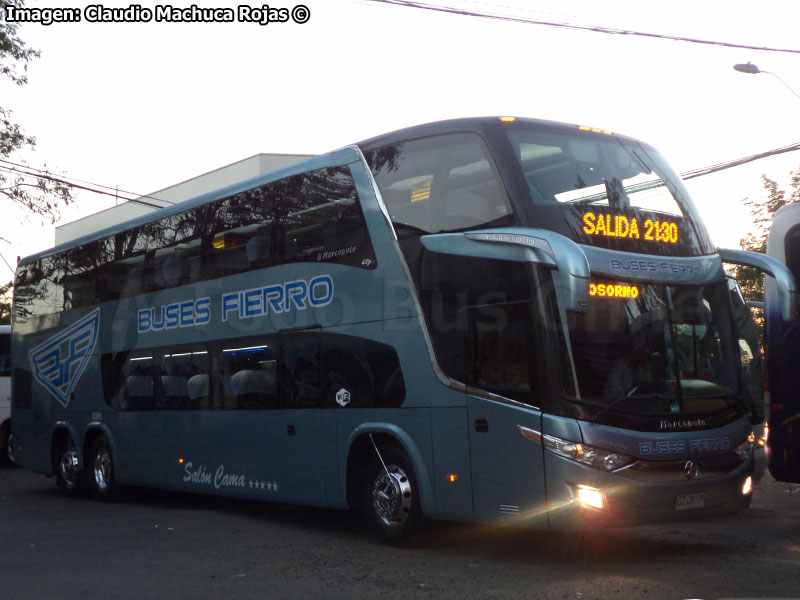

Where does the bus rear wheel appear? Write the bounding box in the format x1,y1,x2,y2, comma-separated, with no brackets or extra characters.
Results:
89,438,118,502
364,446,422,544
56,443,84,496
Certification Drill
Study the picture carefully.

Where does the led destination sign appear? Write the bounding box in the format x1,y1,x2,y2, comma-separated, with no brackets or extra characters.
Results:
589,283,639,299
582,212,679,244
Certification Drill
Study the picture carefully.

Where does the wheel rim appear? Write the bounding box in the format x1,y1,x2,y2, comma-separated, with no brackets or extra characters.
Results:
371,464,413,528
93,449,112,491
59,447,80,489
6,433,13,463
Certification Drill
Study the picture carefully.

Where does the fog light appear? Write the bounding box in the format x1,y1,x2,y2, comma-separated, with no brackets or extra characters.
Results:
742,475,753,495
576,484,605,510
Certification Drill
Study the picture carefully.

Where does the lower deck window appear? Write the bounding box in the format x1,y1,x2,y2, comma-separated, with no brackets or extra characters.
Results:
101,333,405,411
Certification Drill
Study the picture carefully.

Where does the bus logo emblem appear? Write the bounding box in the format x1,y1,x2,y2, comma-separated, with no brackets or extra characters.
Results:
336,388,351,407
684,461,699,480
29,308,100,407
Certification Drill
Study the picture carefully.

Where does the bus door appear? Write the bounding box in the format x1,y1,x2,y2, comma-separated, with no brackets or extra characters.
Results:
463,302,547,523
467,395,545,522
278,328,338,507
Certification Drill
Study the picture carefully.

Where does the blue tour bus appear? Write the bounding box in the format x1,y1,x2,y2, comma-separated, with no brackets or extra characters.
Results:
765,202,800,483
11,117,795,542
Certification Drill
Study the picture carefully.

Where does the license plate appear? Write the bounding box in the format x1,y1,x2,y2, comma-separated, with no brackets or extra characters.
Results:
675,492,706,511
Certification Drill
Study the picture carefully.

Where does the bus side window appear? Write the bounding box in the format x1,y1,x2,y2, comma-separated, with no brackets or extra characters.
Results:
273,167,376,269
102,352,131,410
321,334,406,409
219,340,279,411
161,350,210,410
103,347,211,411
280,330,323,409
463,301,537,402
366,133,513,236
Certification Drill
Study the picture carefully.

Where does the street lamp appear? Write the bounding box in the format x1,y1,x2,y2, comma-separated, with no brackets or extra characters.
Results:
733,62,800,103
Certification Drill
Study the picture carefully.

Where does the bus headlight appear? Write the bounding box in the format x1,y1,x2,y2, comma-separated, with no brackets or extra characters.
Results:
542,433,635,472
746,426,768,449
735,436,754,460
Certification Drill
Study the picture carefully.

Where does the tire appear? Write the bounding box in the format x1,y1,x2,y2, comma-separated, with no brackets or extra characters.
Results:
56,441,85,497
7,432,16,466
363,445,422,544
88,438,118,502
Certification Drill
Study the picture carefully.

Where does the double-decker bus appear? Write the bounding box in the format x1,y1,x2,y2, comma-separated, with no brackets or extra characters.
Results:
0,325,11,465
765,202,800,482
11,117,795,542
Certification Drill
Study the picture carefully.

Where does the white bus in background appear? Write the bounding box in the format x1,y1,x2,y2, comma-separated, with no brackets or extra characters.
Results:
0,325,11,465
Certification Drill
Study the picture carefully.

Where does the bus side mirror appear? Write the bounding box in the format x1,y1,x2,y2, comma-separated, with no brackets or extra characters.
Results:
420,228,591,313
718,248,797,321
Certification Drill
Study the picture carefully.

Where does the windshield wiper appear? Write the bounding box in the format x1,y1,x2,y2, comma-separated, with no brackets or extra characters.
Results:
587,394,649,422
588,391,740,422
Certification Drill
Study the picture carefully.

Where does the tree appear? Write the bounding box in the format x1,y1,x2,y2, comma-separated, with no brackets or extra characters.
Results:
1,0,73,243
737,167,800,302
0,280,10,324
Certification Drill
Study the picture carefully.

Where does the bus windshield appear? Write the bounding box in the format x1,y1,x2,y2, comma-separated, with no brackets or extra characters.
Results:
567,279,742,418
503,122,715,257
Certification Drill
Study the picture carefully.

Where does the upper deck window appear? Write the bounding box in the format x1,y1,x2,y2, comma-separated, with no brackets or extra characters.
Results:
366,132,514,235
14,166,375,319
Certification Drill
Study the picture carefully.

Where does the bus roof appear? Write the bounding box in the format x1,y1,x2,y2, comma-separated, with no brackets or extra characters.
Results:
355,116,639,153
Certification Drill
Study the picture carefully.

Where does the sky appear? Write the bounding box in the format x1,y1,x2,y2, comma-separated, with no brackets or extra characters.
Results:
2,0,800,281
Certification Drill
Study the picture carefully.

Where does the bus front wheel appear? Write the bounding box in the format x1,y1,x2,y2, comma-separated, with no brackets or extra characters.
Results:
89,439,118,502
364,446,422,544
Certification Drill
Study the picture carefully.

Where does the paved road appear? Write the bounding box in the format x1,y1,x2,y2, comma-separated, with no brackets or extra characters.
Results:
2,466,800,599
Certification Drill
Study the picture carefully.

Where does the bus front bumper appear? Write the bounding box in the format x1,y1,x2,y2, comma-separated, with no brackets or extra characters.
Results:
543,452,754,529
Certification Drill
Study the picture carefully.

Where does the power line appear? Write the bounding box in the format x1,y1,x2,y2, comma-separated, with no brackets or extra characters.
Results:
0,157,174,206
0,160,171,210
681,142,800,180
362,0,800,54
